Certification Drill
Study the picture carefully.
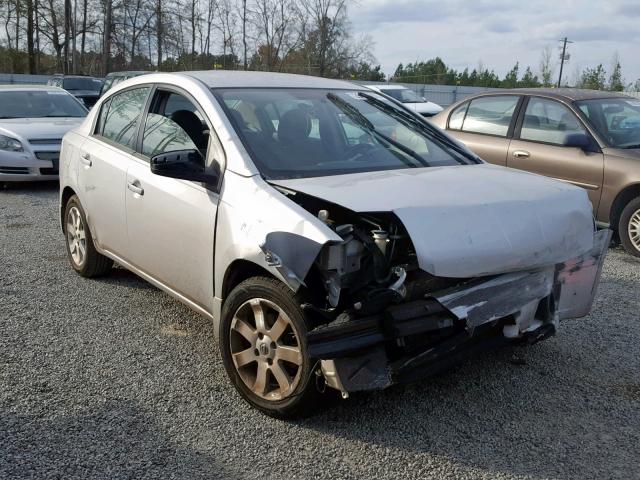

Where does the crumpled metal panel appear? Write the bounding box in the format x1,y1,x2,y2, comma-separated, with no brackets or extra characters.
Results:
271,164,595,278
433,268,555,328
555,228,612,319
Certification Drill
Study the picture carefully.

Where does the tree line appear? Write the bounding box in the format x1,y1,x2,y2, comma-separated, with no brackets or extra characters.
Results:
393,49,634,92
0,0,386,80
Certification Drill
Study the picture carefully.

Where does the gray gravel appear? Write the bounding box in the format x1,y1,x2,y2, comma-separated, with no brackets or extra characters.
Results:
1,182,640,480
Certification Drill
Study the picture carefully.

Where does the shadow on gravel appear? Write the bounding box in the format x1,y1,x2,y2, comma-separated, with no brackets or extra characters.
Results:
95,267,160,291
0,401,236,479
298,341,637,479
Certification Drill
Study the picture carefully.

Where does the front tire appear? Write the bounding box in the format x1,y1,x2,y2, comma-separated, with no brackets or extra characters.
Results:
219,276,329,418
619,197,640,258
63,195,113,277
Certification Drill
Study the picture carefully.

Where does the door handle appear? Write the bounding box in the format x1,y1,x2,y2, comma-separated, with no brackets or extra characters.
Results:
80,153,92,166
512,150,530,159
127,181,144,196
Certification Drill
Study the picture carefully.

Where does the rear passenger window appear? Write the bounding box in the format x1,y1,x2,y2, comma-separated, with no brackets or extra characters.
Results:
448,102,468,130
461,96,519,137
100,87,150,149
520,97,587,145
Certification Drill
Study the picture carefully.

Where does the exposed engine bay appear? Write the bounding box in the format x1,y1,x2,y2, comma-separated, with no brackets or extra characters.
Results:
263,183,611,397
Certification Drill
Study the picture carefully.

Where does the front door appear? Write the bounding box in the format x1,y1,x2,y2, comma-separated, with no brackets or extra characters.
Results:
125,88,221,313
507,96,604,210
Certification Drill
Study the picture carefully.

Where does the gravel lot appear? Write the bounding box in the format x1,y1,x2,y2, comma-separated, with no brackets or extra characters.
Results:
1,182,640,480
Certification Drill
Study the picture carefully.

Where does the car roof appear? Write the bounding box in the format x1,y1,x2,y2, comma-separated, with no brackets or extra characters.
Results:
106,71,149,77
374,85,406,90
505,88,633,102
182,70,359,90
0,84,67,92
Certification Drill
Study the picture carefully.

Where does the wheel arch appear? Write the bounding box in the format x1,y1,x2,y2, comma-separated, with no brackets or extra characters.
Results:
610,183,640,232
60,186,77,232
221,259,275,303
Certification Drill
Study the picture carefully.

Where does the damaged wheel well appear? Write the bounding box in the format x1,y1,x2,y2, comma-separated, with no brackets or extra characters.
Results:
221,260,275,301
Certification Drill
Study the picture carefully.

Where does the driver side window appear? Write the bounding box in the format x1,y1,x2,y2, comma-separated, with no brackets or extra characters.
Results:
141,91,209,161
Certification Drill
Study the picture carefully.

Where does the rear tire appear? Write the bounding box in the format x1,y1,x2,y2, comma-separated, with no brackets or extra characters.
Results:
63,195,113,277
219,276,332,418
618,197,640,258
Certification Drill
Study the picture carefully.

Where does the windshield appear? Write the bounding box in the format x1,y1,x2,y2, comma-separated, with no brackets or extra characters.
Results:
575,97,640,149
380,88,422,103
0,90,88,118
63,77,102,92
214,88,474,179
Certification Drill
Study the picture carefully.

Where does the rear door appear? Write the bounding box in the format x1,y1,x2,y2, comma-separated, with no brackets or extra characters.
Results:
507,96,604,210
445,95,522,166
124,86,222,313
76,86,151,256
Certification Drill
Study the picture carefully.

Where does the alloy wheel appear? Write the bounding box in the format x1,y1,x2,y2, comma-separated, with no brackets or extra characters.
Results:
66,206,87,266
629,208,640,252
229,298,303,401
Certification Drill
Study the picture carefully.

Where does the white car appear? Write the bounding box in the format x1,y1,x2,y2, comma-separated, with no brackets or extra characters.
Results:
59,71,609,418
0,85,87,181
367,84,443,117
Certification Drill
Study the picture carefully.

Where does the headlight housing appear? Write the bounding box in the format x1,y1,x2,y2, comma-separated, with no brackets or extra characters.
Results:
0,134,24,152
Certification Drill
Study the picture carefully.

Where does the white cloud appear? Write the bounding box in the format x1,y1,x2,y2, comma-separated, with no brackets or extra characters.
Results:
352,0,640,84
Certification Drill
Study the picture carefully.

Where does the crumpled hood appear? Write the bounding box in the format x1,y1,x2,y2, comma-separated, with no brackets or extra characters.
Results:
271,164,595,278
0,117,84,141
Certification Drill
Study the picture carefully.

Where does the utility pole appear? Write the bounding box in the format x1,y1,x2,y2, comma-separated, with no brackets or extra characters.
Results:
557,37,573,88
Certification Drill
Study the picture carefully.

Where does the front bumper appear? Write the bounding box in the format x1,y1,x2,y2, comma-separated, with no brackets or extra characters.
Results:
310,229,612,394
0,150,60,181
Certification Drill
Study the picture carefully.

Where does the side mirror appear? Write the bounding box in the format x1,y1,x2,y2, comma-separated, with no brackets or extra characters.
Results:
150,149,218,184
563,133,591,150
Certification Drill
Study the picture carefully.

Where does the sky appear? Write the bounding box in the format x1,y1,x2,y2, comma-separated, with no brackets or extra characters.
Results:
351,0,640,85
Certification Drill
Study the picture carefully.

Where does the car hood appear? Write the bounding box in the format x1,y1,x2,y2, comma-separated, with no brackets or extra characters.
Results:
0,117,84,140
404,101,443,115
270,164,595,278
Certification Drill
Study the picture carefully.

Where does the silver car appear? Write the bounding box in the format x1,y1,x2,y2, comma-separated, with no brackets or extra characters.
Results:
59,72,610,418
0,85,87,181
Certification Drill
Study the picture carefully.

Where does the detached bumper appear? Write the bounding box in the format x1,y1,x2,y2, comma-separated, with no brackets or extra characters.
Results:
310,229,611,394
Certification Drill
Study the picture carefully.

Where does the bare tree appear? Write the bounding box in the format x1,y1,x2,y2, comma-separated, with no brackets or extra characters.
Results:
539,46,554,87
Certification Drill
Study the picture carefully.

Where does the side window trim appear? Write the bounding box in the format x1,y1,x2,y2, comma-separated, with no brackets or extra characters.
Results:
447,101,469,131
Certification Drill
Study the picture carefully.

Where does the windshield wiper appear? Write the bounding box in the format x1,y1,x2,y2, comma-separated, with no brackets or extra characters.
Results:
326,93,428,168
622,144,640,149
0,116,18,119
357,92,480,163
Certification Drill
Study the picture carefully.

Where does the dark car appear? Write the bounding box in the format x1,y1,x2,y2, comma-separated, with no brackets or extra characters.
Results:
100,71,150,96
47,75,103,108
431,88,640,257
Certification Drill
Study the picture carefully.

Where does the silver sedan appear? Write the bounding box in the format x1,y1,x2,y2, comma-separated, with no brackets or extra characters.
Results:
0,85,87,181
59,71,610,418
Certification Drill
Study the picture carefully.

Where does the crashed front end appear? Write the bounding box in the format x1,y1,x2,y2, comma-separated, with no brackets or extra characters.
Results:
309,228,610,394
262,168,611,396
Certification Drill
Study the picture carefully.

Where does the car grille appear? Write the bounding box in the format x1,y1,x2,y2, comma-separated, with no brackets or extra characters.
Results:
35,151,59,161
0,166,30,174
29,138,62,145
39,167,59,175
